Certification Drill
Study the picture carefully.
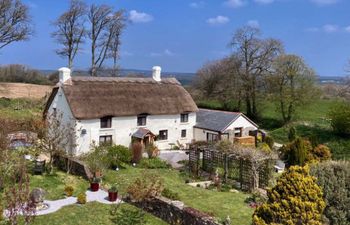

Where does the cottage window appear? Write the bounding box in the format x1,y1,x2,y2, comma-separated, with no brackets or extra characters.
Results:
234,128,243,137
207,133,219,142
100,116,112,128
180,113,189,123
158,130,168,140
181,129,187,138
99,135,112,145
137,115,147,126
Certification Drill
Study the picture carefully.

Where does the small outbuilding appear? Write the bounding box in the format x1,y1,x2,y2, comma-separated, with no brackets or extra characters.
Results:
194,109,258,145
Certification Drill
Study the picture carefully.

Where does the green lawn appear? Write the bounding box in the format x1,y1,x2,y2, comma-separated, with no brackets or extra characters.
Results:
103,166,254,225
31,202,167,225
29,171,89,200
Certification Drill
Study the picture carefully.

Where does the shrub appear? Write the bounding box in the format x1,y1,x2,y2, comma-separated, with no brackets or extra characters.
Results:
110,205,145,225
253,166,325,225
288,126,297,141
127,172,163,202
257,143,271,154
245,190,267,208
329,102,350,136
264,136,274,149
216,140,233,152
64,186,74,197
310,161,350,225
138,158,170,169
145,143,159,159
83,145,109,175
307,144,331,162
282,137,311,166
107,145,132,168
77,192,87,204
131,142,143,163
161,188,180,200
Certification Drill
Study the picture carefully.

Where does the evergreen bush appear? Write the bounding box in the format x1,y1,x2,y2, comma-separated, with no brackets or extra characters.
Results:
253,166,325,225
310,161,350,225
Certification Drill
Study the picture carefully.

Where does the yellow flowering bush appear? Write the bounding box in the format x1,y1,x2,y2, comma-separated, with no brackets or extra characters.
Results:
253,166,325,225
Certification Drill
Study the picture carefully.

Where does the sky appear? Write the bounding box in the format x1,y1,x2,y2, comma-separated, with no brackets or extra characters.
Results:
0,0,349,76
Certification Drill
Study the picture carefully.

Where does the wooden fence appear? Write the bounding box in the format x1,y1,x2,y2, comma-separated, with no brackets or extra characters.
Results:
188,147,274,191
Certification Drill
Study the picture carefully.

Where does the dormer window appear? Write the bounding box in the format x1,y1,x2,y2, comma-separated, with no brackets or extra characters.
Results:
180,113,189,123
100,116,112,128
137,114,147,126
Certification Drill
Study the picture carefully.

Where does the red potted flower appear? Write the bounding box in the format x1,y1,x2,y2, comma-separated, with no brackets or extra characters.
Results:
108,184,118,202
90,177,101,192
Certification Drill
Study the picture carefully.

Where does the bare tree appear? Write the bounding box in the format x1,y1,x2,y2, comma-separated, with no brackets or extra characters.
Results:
52,0,87,69
37,112,77,174
230,26,283,120
0,0,32,49
107,10,126,76
88,4,113,76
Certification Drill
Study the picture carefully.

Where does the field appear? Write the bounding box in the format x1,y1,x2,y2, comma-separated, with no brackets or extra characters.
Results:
0,82,52,99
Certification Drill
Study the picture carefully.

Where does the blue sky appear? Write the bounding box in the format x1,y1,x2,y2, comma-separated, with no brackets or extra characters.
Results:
0,0,349,76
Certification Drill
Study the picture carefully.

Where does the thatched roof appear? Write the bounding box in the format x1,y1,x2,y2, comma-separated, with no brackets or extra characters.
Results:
45,76,198,120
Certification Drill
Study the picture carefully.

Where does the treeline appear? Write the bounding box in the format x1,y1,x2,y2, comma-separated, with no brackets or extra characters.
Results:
193,26,319,124
0,64,54,85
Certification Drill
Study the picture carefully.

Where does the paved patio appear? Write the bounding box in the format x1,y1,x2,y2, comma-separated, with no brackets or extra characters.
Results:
159,150,188,168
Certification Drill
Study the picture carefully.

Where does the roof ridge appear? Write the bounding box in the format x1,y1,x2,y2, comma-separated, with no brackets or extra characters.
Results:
198,108,241,114
70,76,180,85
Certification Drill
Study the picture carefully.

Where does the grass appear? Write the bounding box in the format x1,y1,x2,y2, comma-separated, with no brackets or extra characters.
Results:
259,99,350,160
0,98,44,120
26,167,253,224
29,171,89,200
31,202,167,225
103,166,254,225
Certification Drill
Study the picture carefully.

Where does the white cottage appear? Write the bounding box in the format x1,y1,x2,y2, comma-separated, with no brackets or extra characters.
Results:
44,67,259,155
44,67,198,155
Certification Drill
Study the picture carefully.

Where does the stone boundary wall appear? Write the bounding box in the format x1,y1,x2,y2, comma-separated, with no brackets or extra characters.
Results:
53,155,92,180
126,196,220,225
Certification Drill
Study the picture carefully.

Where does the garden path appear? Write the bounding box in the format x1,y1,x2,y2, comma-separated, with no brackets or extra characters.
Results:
4,189,122,217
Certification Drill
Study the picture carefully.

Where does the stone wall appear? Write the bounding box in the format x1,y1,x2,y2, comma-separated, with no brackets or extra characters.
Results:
126,196,220,225
53,155,92,180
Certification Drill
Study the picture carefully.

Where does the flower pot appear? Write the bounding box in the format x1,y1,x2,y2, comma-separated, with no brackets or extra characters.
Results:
90,182,99,192
108,191,118,202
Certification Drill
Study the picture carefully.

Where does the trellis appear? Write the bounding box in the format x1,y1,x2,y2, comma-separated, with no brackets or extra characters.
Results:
188,147,273,191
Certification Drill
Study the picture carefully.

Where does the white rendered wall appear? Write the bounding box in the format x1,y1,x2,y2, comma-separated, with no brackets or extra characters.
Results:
75,112,196,155
193,115,257,142
47,87,78,154
224,115,257,136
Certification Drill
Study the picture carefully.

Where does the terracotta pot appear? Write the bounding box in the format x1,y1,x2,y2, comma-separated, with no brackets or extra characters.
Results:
90,182,99,192
108,191,118,202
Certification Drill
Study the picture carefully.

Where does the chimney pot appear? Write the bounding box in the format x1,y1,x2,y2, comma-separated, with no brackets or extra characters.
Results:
152,66,161,82
58,67,71,84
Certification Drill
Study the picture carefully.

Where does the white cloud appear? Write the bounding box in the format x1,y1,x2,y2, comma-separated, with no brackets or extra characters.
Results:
206,16,230,25
345,26,350,32
189,1,205,8
224,0,247,8
310,0,339,6
129,10,153,23
254,0,275,4
150,49,175,57
247,20,260,28
323,24,338,33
